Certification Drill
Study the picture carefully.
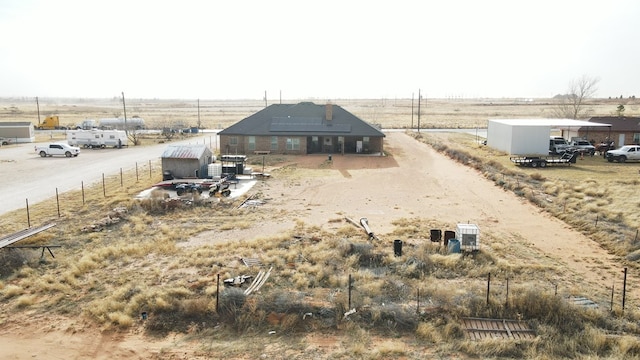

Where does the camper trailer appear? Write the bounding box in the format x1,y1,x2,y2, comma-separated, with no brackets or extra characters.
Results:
67,129,128,148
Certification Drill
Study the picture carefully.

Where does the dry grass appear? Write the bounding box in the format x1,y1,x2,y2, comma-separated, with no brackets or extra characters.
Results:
3,98,640,358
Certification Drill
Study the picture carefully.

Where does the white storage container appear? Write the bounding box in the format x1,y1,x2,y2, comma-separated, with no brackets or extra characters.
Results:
456,223,480,252
208,163,222,178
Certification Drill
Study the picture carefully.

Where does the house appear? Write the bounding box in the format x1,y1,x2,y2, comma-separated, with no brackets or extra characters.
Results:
218,102,385,155
486,119,610,155
578,117,640,146
161,144,213,179
0,122,35,143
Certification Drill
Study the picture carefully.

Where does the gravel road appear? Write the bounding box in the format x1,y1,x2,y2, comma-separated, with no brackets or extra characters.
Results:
0,133,217,216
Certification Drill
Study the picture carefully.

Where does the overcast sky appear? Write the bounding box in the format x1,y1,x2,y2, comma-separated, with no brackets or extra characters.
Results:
0,0,638,100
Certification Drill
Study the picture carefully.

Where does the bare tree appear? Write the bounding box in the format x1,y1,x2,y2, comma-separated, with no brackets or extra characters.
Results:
553,75,600,119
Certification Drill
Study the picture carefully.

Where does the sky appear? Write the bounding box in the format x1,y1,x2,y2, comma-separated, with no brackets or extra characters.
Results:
0,0,638,100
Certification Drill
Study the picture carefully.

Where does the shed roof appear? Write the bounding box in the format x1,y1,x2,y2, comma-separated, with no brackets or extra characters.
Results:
161,144,211,159
0,122,33,127
489,118,611,127
219,102,384,137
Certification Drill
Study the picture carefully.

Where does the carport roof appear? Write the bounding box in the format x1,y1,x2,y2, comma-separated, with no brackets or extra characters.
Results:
489,118,611,127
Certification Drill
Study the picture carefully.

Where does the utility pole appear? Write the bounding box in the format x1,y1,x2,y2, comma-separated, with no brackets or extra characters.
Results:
35,96,41,126
197,99,201,129
417,89,421,133
411,93,414,129
264,90,267,107
122,92,128,137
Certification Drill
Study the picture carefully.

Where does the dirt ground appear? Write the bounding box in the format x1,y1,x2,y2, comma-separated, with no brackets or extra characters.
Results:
0,132,630,359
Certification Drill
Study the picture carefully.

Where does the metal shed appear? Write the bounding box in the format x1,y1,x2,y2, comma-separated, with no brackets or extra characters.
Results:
487,119,611,155
0,122,35,143
161,144,213,179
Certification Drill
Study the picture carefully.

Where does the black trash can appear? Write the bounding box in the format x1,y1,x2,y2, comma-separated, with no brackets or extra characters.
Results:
393,239,403,257
162,170,174,181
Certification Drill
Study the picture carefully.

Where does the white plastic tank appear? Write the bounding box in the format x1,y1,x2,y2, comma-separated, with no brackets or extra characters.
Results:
208,163,222,178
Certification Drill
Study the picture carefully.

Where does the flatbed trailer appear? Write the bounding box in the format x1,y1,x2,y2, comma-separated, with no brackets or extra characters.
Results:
510,151,578,168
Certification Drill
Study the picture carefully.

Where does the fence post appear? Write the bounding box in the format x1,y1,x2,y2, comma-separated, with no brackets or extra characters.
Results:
120,168,123,187
486,273,491,305
611,282,615,312
136,162,139,182
622,267,627,314
56,188,60,218
102,173,106,197
149,160,152,178
26,198,30,228
216,274,220,313
416,288,420,314
82,181,85,205
348,274,352,310
505,277,509,307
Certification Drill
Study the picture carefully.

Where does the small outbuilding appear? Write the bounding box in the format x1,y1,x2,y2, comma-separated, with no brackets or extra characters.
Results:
0,122,35,143
161,144,213,179
487,119,611,155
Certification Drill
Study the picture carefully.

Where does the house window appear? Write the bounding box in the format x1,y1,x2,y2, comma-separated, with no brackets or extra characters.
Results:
248,136,255,151
286,138,300,150
634,133,640,144
271,136,278,150
229,137,238,146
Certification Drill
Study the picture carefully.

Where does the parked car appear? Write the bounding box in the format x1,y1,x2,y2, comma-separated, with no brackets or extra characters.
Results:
35,143,81,157
606,145,640,163
0,137,12,145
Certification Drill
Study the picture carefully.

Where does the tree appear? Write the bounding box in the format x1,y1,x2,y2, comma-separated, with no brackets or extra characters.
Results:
616,104,625,117
554,75,600,119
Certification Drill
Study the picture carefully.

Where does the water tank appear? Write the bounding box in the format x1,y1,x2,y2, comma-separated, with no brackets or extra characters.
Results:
208,163,222,178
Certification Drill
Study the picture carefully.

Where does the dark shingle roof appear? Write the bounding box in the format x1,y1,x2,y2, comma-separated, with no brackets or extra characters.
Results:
219,102,384,137
587,117,640,131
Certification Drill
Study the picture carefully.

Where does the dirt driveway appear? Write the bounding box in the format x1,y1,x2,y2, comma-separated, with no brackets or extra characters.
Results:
236,132,630,298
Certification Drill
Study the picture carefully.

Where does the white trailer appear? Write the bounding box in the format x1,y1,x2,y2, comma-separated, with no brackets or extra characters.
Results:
67,129,128,148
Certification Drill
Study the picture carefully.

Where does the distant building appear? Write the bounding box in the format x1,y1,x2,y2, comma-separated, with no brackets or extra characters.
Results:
161,144,213,179
0,122,35,143
218,102,385,155
579,117,640,146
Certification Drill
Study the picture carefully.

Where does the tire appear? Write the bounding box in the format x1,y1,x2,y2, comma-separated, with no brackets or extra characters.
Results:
619,156,626,163
65,151,72,157
607,157,613,163
531,161,538,168
539,161,547,168
176,189,185,196
222,190,231,197
39,151,46,157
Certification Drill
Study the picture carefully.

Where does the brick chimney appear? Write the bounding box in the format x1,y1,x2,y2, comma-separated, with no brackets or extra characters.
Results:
325,103,332,121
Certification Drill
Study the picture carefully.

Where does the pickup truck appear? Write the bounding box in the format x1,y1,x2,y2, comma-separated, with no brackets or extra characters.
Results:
606,145,640,163
570,139,596,156
549,137,571,155
35,143,81,157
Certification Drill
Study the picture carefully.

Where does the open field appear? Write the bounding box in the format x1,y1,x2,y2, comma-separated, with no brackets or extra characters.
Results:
2,98,640,359
1,96,639,130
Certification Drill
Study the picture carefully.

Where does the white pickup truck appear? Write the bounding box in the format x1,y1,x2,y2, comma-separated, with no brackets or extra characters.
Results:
606,145,640,163
35,143,81,157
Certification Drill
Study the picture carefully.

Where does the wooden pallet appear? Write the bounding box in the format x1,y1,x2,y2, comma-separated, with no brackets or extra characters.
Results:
462,317,536,340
